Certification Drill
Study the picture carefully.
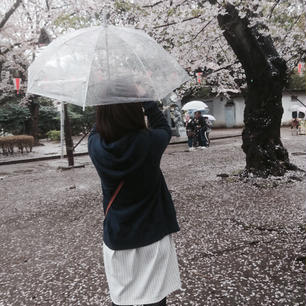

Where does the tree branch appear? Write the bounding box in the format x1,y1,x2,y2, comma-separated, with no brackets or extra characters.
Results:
268,0,281,19
204,61,240,77
21,0,35,31
153,14,202,29
187,17,214,43
142,1,165,8
286,52,305,73
1,39,36,55
0,0,22,30
45,0,50,11
281,15,302,43
284,89,306,107
217,3,282,81
173,0,189,9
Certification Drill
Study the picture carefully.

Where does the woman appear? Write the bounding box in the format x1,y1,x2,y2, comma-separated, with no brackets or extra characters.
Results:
185,114,195,151
88,101,181,306
193,111,208,149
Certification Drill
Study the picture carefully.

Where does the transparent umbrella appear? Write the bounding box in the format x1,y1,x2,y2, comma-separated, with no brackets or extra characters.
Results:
202,114,216,121
181,100,208,111
27,25,190,107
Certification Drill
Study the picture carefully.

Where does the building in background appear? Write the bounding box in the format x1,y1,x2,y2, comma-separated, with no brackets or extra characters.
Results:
187,89,306,128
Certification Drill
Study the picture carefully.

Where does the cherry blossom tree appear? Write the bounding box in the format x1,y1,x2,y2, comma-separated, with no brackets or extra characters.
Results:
1,0,69,142
134,0,305,176
1,0,305,175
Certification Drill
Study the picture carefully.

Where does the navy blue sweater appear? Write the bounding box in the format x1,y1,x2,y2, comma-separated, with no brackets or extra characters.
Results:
88,102,180,250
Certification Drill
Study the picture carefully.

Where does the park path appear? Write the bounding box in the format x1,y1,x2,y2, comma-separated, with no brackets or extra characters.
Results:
0,128,242,165
0,128,305,305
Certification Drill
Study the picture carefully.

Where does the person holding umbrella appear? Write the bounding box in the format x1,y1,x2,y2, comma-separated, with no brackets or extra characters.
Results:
27,23,190,306
194,111,209,148
185,113,196,151
88,101,181,306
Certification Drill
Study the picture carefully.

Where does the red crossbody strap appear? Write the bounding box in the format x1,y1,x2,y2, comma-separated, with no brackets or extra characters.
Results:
105,180,124,218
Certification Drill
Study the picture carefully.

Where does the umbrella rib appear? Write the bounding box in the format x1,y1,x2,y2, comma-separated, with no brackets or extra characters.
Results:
28,27,100,101
114,32,159,101
82,28,104,109
28,25,190,106
114,29,190,100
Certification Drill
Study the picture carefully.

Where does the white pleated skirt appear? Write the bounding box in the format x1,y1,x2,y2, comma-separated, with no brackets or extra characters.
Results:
103,235,181,305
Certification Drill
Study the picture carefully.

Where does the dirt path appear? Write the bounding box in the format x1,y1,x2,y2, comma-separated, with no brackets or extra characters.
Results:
0,132,305,305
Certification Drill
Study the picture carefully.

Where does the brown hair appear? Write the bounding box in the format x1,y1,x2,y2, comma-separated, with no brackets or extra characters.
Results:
96,103,146,143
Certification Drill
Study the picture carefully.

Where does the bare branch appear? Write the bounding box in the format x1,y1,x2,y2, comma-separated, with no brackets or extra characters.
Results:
153,14,202,29
0,0,22,30
142,1,165,8
281,15,302,43
21,1,34,27
173,0,189,9
45,0,50,11
186,17,214,43
269,0,281,19
284,88,306,107
286,51,305,70
0,39,36,55
204,61,240,77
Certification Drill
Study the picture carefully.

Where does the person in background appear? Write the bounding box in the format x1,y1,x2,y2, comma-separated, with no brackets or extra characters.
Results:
194,111,208,148
88,101,181,306
203,116,213,147
291,117,300,135
185,113,196,151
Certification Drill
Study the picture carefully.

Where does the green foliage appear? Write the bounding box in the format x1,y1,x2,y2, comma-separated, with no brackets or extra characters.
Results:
191,9,202,17
38,105,60,137
54,14,91,31
288,71,306,90
46,130,61,141
37,97,56,107
67,104,96,135
0,99,59,137
200,86,213,98
0,103,30,135
167,8,176,17
114,0,133,13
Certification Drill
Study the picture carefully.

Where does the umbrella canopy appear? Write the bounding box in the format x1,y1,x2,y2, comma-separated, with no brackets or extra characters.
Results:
181,100,208,111
27,25,190,107
203,114,216,121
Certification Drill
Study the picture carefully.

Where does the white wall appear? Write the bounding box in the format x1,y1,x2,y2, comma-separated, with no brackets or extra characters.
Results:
282,92,306,124
205,91,306,128
204,97,244,128
234,96,245,127
204,97,227,128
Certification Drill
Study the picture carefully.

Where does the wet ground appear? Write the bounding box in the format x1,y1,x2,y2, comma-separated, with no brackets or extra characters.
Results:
0,128,242,165
0,129,305,305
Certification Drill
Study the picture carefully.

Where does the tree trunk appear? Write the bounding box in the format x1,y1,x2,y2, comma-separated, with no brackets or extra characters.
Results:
28,97,40,145
217,4,295,177
64,104,74,166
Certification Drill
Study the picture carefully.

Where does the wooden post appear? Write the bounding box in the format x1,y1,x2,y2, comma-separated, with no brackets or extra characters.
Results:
28,96,40,145
60,101,65,159
64,103,74,166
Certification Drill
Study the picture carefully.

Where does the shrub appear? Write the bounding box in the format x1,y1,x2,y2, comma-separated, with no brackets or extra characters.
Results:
46,130,61,141
0,135,34,155
0,103,30,135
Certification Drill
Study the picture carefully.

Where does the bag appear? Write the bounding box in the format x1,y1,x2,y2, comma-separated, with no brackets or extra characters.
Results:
187,130,194,137
105,181,124,218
